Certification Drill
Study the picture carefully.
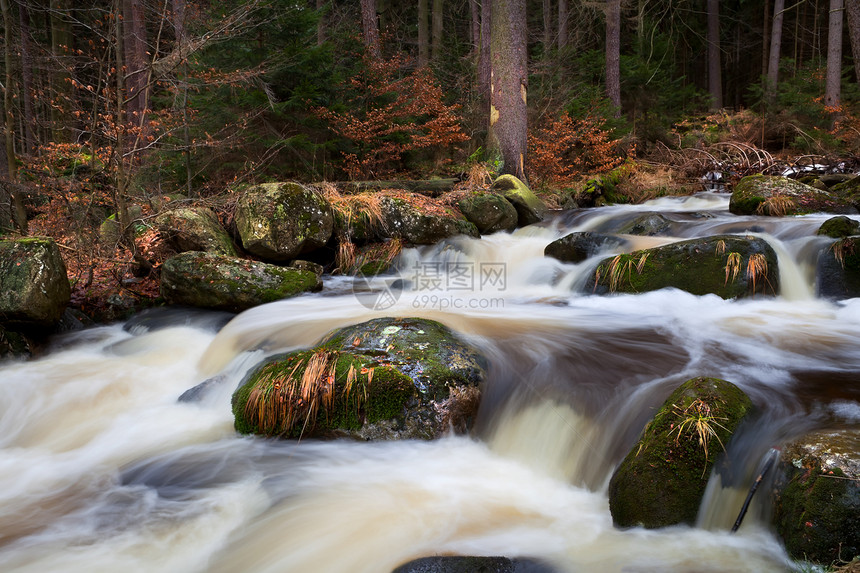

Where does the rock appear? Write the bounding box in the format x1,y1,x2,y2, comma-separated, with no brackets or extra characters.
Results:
817,216,860,238
832,176,860,211
235,182,333,261
772,429,860,565
608,377,754,529
160,251,320,312
0,324,32,359
544,232,629,264
379,196,479,245
492,175,549,226
817,236,860,300
584,234,780,299
289,259,325,277
0,237,71,325
392,556,559,573
729,175,856,216
232,317,488,440
617,212,673,236
458,192,519,234
154,207,237,256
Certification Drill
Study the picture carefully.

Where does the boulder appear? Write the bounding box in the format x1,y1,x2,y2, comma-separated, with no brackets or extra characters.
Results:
608,377,754,529
492,175,549,226
458,192,519,234
379,196,479,245
232,317,488,440
816,236,860,300
617,212,673,236
729,175,856,216
817,216,860,238
0,237,71,325
154,207,237,256
544,232,629,264
0,324,32,359
160,251,320,313
235,182,333,261
584,234,780,299
772,429,860,565
392,556,558,573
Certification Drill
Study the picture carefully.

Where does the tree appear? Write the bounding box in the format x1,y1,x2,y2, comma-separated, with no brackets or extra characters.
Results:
418,0,429,66
18,1,36,153
848,0,860,83
432,0,443,62
825,0,844,108
707,0,723,109
558,0,568,51
543,0,552,53
766,0,785,99
1,0,27,232
50,0,73,142
360,0,381,60
489,0,527,180
606,0,621,116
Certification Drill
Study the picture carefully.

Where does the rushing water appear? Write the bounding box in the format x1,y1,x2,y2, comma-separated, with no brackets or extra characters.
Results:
2,191,859,573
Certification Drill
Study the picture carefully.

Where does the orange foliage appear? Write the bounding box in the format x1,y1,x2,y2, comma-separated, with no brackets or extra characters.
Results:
829,105,860,156
527,110,624,188
315,54,469,179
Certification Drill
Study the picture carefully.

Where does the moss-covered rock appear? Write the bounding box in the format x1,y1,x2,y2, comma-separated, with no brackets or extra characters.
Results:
235,182,333,261
379,197,479,245
817,236,860,300
584,234,780,299
160,251,320,312
492,174,549,226
817,216,860,238
154,207,237,256
458,191,519,234
729,175,856,216
608,377,754,529
772,430,860,565
232,317,488,440
544,232,629,264
0,237,71,325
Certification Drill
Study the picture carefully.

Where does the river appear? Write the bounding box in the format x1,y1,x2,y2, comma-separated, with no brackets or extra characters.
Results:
2,191,858,572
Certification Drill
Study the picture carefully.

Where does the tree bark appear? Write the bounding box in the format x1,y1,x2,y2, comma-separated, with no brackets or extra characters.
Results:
478,0,491,119
848,0,860,82
418,0,429,66
543,0,552,53
606,0,621,116
122,0,148,131
18,2,36,153
707,0,723,109
1,0,26,233
50,0,72,142
767,0,785,99
557,0,567,51
825,0,844,108
470,0,480,56
431,0,443,62
489,0,527,181
361,0,381,59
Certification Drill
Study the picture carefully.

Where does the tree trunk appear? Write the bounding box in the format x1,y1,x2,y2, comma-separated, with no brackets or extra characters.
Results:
543,0,552,53
18,2,36,154
557,0,568,51
707,0,723,109
50,0,72,143
122,0,148,133
848,0,860,82
470,0,480,56
762,0,771,80
478,0,491,120
606,0,621,116
825,0,844,108
431,0,443,62
360,0,381,59
767,0,785,99
316,0,326,46
172,0,193,196
418,0,429,66
1,0,26,233
489,0,527,181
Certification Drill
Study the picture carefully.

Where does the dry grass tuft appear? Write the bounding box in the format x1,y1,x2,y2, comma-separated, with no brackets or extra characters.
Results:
724,252,742,285
746,253,770,293
670,398,729,474
756,194,795,216
831,238,856,268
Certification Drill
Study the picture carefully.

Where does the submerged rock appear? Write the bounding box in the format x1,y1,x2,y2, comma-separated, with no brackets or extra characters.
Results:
617,212,673,236
816,236,860,300
235,182,333,261
544,232,629,264
608,377,754,529
160,251,320,312
492,175,548,226
772,429,860,565
458,191,519,234
729,175,856,216
0,237,71,325
584,234,780,299
231,317,488,440
392,556,559,573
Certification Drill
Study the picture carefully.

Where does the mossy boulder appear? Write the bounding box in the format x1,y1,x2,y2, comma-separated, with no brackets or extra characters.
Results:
492,174,549,226
816,236,860,300
544,232,629,264
729,175,856,216
608,377,754,529
235,182,333,261
832,176,860,211
617,212,673,236
160,251,320,312
379,196,479,245
154,207,237,256
584,234,780,299
817,216,860,238
0,237,71,325
232,317,488,440
772,429,860,565
458,191,519,234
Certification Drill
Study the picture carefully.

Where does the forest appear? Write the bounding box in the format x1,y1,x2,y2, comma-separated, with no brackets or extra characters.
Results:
0,0,858,317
